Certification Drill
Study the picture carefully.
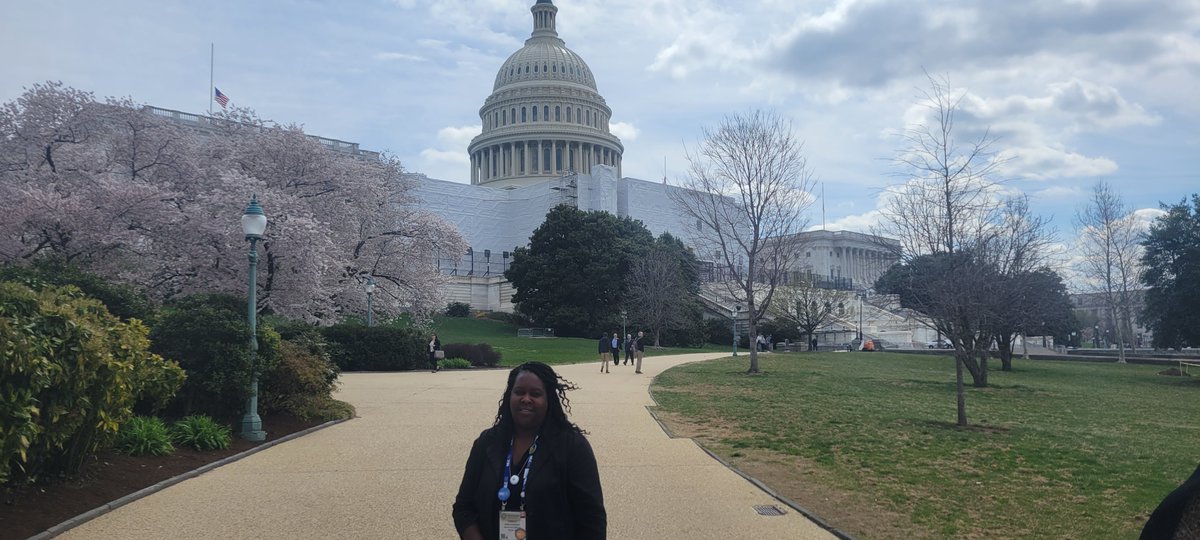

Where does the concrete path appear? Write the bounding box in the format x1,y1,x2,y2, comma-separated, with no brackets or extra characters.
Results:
60,353,833,539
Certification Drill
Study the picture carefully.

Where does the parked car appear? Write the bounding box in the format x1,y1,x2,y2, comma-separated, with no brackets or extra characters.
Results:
926,339,953,349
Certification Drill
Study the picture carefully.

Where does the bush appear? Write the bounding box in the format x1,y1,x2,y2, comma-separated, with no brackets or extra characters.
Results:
321,323,425,371
169,415,232,451
286,396,356,422
0,259,154,322
442,342,503,367
0,282,184,484
115,416,174,456
260,339,340,417
446,302,471,317
440,358,472,370
150,294,280,419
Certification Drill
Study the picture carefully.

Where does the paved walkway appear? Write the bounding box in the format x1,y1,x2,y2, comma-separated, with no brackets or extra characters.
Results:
61,353,833,539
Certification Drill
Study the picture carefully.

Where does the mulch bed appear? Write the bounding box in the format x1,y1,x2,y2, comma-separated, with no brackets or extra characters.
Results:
1,413,321,540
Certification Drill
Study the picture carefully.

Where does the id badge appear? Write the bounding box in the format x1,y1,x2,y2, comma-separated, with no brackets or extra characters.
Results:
498,510,527,540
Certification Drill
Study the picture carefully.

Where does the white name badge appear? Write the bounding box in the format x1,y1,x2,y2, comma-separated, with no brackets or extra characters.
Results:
499,510,527,540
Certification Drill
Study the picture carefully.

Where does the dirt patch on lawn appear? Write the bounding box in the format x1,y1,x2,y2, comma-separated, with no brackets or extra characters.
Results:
653,409,934,539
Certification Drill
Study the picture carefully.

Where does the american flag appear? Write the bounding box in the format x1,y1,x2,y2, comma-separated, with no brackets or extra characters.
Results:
214,87,230,108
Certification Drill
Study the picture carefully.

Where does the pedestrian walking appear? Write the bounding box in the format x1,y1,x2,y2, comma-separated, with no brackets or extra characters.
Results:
598,333,610,373
609,333,621,368
429,333,443,372
623,334,633,365
633,331,646,374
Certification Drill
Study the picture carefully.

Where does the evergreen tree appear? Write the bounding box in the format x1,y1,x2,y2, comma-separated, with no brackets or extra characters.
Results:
505,205,653,337
1140,195,1200,349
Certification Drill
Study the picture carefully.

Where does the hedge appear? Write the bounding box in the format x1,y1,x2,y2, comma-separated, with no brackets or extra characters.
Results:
321,323,426,371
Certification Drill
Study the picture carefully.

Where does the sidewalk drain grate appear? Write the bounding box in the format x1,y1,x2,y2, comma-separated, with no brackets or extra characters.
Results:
754,505,786,516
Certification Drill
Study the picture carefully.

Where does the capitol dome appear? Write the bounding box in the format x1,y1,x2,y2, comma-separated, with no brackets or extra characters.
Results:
468,0,623,187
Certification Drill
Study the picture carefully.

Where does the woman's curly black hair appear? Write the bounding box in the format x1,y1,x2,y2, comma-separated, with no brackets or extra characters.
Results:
493,362,584,436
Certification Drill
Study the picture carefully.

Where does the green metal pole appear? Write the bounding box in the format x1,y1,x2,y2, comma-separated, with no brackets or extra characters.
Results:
240,236,266,441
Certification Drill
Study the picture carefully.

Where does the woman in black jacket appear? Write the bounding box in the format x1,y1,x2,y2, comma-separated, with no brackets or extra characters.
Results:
453,362,606,539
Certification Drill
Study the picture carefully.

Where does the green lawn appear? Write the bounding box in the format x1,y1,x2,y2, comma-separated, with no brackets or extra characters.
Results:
650,352,1200,539
431,316,725,366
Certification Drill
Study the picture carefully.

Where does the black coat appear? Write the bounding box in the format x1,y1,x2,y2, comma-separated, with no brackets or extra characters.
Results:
598,336,609,354
453,425,606,539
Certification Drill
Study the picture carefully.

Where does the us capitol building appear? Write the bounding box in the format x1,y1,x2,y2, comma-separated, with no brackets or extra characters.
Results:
148,0,899,314
411,0,898,312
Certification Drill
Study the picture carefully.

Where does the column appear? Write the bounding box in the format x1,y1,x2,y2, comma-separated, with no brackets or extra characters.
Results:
536,141,543,174
551,140,558,174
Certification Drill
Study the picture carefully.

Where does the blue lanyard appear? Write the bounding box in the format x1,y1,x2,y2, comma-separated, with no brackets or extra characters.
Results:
498,436,538,511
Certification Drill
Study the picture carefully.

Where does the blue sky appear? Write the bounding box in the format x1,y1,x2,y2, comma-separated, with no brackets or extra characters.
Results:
3,0,1198,245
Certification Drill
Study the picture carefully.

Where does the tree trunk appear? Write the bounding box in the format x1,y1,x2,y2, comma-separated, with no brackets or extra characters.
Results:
955,356,968,426
976,351,989,387
959,349,989,387
997,334,1013,371
747,317,759,373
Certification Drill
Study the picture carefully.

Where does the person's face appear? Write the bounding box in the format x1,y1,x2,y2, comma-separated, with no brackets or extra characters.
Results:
638,331,644,338
612,333,618,338
509,371,548,433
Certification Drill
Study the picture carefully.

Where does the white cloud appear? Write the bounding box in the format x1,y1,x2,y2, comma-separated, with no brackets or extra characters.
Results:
610,121,639,141
374,52,426,62
819,209,885,234
419,148,469,165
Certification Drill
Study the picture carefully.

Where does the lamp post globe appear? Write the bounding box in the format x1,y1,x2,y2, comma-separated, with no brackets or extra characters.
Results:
365,276,376,327
239,195,267,441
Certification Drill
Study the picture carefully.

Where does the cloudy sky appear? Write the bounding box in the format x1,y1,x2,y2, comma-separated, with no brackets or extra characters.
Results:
3,0,1198,245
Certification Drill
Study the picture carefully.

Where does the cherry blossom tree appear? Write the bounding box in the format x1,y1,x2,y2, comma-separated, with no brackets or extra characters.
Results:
0,81,464,323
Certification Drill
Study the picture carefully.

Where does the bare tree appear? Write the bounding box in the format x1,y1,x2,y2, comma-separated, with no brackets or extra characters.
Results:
1074,180,1142,362
982,195,1059,370
874,73,1009,426
671,110,815,373
768,277,849,350
626,234,700,347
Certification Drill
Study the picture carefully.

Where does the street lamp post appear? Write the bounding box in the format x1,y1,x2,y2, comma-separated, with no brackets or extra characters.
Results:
731,305,741,357
620,309,627,347
365,276,376,327
239,196,267,442
857,292,866,342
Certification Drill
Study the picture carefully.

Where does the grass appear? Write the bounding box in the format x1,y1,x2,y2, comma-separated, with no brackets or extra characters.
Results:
650,351,1200,539
430,316,725,366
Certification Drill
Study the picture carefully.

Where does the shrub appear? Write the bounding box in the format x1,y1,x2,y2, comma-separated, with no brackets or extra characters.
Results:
150,293,280,419
1,282,184,484
115,416,174,457
260,339,340,417
446,302,471,317
442,342,502,367
286,396,356,422
0,259,154,322
321,323,425,371
440,358,472,370
169,415,232,451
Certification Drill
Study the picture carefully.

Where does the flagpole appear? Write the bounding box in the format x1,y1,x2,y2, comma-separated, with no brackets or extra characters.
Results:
209,43,214,116
821,181,826,230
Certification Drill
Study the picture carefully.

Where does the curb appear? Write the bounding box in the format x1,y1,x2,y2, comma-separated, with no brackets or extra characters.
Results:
28,417,351,540
647,380,855,540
